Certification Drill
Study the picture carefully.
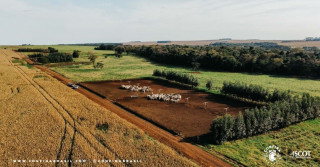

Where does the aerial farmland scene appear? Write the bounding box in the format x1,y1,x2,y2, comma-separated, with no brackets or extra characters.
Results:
1,0,320,167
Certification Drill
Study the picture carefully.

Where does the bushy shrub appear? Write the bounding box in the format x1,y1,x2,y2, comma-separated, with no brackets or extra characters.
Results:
153,69,162,77
206,80,213,90
94,62,104,69
48,47,58,53
115,46,125,58
72,50,81,58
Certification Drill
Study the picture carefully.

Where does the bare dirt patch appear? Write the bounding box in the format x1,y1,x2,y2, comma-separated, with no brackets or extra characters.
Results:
81,79,253,137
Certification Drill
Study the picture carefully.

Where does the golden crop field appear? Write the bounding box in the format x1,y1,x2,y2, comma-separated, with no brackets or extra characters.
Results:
0,49,198,167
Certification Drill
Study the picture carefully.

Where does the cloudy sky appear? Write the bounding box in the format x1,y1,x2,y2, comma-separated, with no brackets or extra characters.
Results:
0,0,319,45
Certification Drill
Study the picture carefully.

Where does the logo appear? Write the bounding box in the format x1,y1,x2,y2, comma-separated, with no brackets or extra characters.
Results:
290,151,311,159
264,145,281,163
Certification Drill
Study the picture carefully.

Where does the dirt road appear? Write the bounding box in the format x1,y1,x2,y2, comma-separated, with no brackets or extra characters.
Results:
18,51,234,167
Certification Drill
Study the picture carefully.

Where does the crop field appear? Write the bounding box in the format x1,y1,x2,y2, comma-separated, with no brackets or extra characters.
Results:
80,79,252,138
0,49,198,167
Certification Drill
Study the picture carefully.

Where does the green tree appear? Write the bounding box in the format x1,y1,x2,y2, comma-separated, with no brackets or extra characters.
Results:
211,114,235,144
191,62,200,71
95,62,104,69
244,109,258,136
234,112,246,139
206,80,213,90
115,46,125,58
88,51,98,67
72,50,81,58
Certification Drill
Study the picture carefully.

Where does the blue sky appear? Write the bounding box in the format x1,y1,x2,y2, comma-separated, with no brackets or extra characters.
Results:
0,0,319,44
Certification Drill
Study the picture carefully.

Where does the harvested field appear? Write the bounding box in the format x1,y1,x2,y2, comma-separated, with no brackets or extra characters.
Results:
81,79,252,137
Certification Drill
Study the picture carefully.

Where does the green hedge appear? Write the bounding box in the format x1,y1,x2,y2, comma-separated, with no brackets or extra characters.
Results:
221,81,291,102
153,69,199,87
28,53,73,64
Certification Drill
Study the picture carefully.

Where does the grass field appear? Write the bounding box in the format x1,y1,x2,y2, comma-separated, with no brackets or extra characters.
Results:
203,118,320,167
13,45,320,97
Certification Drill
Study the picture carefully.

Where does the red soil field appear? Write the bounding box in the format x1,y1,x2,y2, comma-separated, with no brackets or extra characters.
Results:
81,79,252,138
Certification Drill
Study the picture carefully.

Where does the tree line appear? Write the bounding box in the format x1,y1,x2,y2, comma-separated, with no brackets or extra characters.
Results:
221,81,292,102
305,37,320,41
153,69,199,87
210,42,291,50
17,47,58,53
17,48,48,52
28,52,73,64
123,45,320,78
211,93,320,144
94,44,122,50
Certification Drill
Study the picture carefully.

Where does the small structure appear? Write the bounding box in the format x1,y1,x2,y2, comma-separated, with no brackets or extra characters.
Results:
203,102,208,110
130,94,139,98
185,97,190,103
224,107,229,114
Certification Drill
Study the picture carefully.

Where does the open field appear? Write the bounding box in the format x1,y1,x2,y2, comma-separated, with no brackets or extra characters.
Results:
204,118,320,167
0,49,200,167
81,79,252,137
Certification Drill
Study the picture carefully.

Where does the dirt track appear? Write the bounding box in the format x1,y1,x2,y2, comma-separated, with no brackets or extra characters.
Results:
22,55,234,167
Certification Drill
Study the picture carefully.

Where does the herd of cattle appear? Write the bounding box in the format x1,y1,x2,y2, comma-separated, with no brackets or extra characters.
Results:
120,84,152,92
147,93,182,103
120,84,182,103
